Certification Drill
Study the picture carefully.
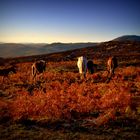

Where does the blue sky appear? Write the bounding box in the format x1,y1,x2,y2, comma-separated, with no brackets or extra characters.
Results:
0,0,140,43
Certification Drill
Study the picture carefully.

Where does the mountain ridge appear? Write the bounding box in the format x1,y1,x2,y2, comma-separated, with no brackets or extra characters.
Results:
0,35,140,58
0,42,97,58
112,35,140,42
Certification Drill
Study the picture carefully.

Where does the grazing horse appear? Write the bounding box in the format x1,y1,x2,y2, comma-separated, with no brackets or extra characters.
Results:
0,66,16,81
32,60,46,80
77,56,87,78
107,56,118,80
87,60,94,74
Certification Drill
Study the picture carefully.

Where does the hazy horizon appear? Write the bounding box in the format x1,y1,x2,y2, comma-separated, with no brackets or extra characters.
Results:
0,0,140,43
1,34,140,44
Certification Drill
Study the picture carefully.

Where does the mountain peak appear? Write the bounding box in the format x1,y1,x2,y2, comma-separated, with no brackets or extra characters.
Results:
112,35,140,42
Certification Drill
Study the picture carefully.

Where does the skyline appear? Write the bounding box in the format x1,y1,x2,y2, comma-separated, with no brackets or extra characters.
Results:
0,0,140,43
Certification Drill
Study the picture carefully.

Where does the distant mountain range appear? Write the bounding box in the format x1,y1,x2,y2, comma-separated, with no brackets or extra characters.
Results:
0,43,97,58
0,35,140,58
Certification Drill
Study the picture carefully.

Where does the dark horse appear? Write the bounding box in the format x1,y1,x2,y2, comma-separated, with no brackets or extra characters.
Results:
0,66,16,81
87,60,94,74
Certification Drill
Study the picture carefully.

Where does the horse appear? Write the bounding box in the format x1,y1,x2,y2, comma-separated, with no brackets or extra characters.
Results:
77,56,87,78
32,60,46,80
0,65,16,81
106,56,118,82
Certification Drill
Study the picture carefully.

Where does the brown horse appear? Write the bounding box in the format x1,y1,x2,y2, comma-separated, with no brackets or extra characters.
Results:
32,60,46,80
106,56,118,82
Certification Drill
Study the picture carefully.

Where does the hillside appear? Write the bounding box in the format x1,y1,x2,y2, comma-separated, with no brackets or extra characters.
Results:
112,35,140,42
0,41,140,139
0,41,140,140
3,41,140,68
